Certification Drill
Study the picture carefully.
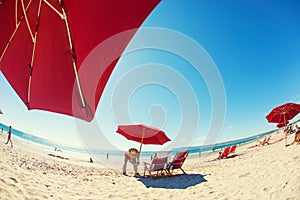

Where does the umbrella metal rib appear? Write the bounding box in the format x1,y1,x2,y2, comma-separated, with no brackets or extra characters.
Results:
42,0,86,107
27,0,42,105
0,0,161,121
0,0,31,61
61,6,86,107
43,0,64,19
2,0,87,108
21,0,34,42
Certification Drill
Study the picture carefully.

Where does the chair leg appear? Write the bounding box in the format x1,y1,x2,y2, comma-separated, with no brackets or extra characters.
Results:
159,170,163,176
149,171,153,178
168,169,174,175
180,168,186,174
162,169,170,177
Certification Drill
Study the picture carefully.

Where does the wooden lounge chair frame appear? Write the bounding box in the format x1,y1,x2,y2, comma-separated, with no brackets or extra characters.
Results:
166,151,189,175
226,145,238,158
218,146,230,159
229,145,236,154
265,135,272,145
143,156,168,178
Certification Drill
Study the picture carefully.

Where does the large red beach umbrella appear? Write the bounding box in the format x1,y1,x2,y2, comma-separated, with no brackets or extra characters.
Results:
0,0,161,121
116,124,171,152
266,102,300,146
266,102,300,125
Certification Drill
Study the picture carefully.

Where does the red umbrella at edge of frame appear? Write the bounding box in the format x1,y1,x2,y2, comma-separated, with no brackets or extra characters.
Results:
0,0,161,121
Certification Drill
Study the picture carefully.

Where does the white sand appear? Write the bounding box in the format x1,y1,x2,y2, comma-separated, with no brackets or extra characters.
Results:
0,128,299,200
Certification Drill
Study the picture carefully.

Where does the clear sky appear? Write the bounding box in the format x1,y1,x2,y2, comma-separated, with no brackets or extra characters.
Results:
1,0,300,151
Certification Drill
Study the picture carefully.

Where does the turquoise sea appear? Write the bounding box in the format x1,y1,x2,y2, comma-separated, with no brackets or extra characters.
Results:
0,122,275,158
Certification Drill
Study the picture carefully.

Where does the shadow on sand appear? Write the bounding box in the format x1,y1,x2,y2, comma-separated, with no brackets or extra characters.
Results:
137,173,207,189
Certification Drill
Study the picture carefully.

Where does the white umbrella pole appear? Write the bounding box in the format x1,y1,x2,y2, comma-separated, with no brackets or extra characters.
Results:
284,114,287,146
139,129,145,158
139,143,143,154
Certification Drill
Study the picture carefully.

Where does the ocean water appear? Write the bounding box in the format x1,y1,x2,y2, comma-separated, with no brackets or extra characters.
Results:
0,122,275,158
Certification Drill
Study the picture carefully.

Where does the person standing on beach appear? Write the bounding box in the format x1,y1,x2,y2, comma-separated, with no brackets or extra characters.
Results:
5,126,13,148
122,148,140,177
290,127,300,146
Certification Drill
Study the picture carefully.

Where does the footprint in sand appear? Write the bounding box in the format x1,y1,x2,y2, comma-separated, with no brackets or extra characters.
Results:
9,177,18,184
238,172,251,178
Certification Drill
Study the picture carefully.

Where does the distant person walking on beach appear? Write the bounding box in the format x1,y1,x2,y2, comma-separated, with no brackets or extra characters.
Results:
5,126,13,148
122,148,140,177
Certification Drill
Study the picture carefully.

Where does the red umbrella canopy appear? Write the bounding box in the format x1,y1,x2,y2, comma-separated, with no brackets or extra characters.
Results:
0,109,3,114
266,102,300,124
116,124,171,145
0,0,161,121
277,121,289,128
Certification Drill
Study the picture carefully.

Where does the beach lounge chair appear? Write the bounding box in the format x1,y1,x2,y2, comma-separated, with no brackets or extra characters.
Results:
229,145,236,154
218,146,230,159
248,135,272,148
143,156,168,178
166,151,189,175
265,135,271,145
226,145,238,158
217,145,239,159
154,151,172,161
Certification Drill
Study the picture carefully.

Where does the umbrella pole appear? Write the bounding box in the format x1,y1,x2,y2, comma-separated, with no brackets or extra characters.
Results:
284,114,287,146
138,129,145,159
139,143,143,154
139,129,145,153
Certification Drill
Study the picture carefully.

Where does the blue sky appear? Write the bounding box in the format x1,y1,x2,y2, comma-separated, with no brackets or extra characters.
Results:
1,0,300,151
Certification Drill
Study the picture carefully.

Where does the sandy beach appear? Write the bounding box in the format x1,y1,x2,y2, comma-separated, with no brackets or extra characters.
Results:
0,128,299,200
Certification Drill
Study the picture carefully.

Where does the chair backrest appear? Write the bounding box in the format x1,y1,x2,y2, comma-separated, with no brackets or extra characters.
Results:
170,151,189,169
220,146,231,158
223,146,231,154
230,145,236,153
150,157,168,172
155,151,172,162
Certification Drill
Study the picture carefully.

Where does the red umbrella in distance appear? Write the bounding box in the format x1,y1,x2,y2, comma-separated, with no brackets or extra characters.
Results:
0,0,161,121
0,109,3,114
266,102,300,125
116,124,171,153
266,102,300,146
